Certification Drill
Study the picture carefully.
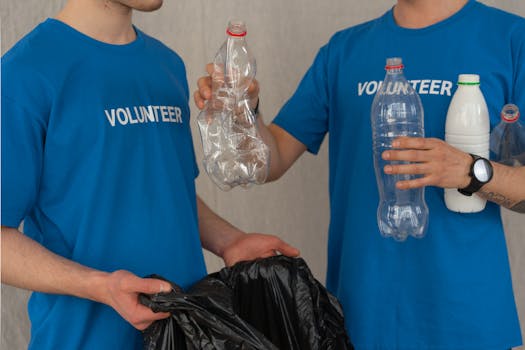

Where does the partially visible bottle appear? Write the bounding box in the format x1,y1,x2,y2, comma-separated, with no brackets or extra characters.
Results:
444,74,490,213
490,104,525,166
197,20,269,191
371,57,428,241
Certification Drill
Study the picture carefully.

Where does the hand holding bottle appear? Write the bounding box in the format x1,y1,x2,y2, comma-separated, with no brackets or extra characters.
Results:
382,136,473,190
195,63,260,113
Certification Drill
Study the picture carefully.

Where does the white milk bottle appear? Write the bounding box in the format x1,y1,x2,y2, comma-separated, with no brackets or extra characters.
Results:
444,74,490,213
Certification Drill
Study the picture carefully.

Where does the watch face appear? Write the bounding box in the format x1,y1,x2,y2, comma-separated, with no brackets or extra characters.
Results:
473,158,493,183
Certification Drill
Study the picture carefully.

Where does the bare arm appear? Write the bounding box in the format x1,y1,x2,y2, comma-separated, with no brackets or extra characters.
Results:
477,163,525,213
194,64,307,182
1,226,171,330
196,196,300,266
383,137,525,213
257,118,307,181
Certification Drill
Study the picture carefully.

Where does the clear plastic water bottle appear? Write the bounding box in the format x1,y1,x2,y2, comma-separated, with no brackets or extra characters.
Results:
197,20,269,191
444,74,490,213
490,104,525,166
371,57,429,241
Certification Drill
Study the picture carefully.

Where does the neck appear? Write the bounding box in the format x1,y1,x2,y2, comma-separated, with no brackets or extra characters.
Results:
56,0,136,44
393,0,469,28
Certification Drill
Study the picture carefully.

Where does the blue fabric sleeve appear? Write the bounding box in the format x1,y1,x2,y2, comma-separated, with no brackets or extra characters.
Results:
272,45,330,155
511,20,525,109
1,94,47,228
178,58,200,179
191,134,201,179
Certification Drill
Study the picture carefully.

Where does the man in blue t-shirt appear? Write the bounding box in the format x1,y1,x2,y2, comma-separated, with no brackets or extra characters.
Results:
1,1,300,349
196,0,525,349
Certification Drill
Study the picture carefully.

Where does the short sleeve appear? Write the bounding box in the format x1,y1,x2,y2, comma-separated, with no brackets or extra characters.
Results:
1,94,47,228
511,20,525,109
189,131,201,179
178,57,200,179
272,44,330,155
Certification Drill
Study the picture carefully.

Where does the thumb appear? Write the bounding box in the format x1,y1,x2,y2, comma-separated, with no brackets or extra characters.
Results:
276,241,300,257
134,278,172,295
206,62,214,75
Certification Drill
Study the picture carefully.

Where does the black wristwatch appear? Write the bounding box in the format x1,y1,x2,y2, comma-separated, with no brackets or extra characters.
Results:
458,154,493,196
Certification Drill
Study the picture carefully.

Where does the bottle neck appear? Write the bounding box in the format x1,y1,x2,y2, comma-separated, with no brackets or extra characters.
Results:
458,82,480,87
386,68,404,75
226,29,246,37
502,115,519,123
385,62,404,74
227,35,246,42
501,104,520,123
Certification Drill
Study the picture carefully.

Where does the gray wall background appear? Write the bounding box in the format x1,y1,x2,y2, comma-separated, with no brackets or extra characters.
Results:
1,1,524,349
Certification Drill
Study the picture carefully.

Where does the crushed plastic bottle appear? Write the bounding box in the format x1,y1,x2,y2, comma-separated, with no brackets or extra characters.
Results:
490,104,525,166
197,20,270,191
370,57,429,241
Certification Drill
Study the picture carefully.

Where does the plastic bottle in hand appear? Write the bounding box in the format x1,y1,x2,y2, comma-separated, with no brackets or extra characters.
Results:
371,57,429,241
444,74,490,213
490,104,525,166
197,20,269,191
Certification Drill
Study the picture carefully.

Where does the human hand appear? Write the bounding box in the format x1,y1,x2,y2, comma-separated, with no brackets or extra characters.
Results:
104,270,172,330
381,136,472,190
194,63,260,111
222,233,300,267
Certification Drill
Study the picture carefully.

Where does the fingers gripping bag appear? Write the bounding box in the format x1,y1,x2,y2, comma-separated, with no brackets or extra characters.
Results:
140,256,353,350
197,20,270,191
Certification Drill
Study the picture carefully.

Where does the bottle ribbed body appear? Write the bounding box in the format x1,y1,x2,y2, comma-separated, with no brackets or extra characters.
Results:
370,58,428,241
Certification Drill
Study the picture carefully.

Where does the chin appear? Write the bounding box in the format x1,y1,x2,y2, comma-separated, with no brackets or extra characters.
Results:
128,0,163,12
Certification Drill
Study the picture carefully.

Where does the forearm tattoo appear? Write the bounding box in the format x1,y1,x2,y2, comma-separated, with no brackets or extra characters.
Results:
510,201,525,213
479,190,525,214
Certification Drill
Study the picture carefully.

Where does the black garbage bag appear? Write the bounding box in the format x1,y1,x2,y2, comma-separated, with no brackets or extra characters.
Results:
140,256,353,350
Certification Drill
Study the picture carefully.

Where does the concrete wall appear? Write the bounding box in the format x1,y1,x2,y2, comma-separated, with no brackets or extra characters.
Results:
2,1,524,348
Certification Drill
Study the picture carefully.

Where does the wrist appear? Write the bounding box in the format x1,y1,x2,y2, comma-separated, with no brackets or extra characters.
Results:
459,152,473,188
83,269,112,305
251,98,259,116
218,230,246,259
458,154,494,196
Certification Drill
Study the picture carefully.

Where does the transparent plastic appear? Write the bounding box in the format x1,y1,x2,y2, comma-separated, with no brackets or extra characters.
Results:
197,20,270,191
490,104,525,166
444,74,490,213
370,57,429,241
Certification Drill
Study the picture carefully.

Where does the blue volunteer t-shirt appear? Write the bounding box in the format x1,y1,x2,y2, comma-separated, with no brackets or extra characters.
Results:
1,19,207,349
274,1,524,349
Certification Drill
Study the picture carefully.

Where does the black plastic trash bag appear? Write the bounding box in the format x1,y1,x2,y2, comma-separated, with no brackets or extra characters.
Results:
140,256,353,350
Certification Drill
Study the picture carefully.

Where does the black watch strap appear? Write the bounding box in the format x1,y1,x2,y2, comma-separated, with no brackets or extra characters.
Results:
457,154,492,196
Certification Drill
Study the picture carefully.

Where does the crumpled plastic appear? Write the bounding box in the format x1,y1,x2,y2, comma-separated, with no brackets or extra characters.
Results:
140,256,353,350
196,20,270,191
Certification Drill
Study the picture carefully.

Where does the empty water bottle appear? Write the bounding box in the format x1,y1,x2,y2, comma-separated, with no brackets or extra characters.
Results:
371,57,429,241
197,20,270,191
490,104,525,166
